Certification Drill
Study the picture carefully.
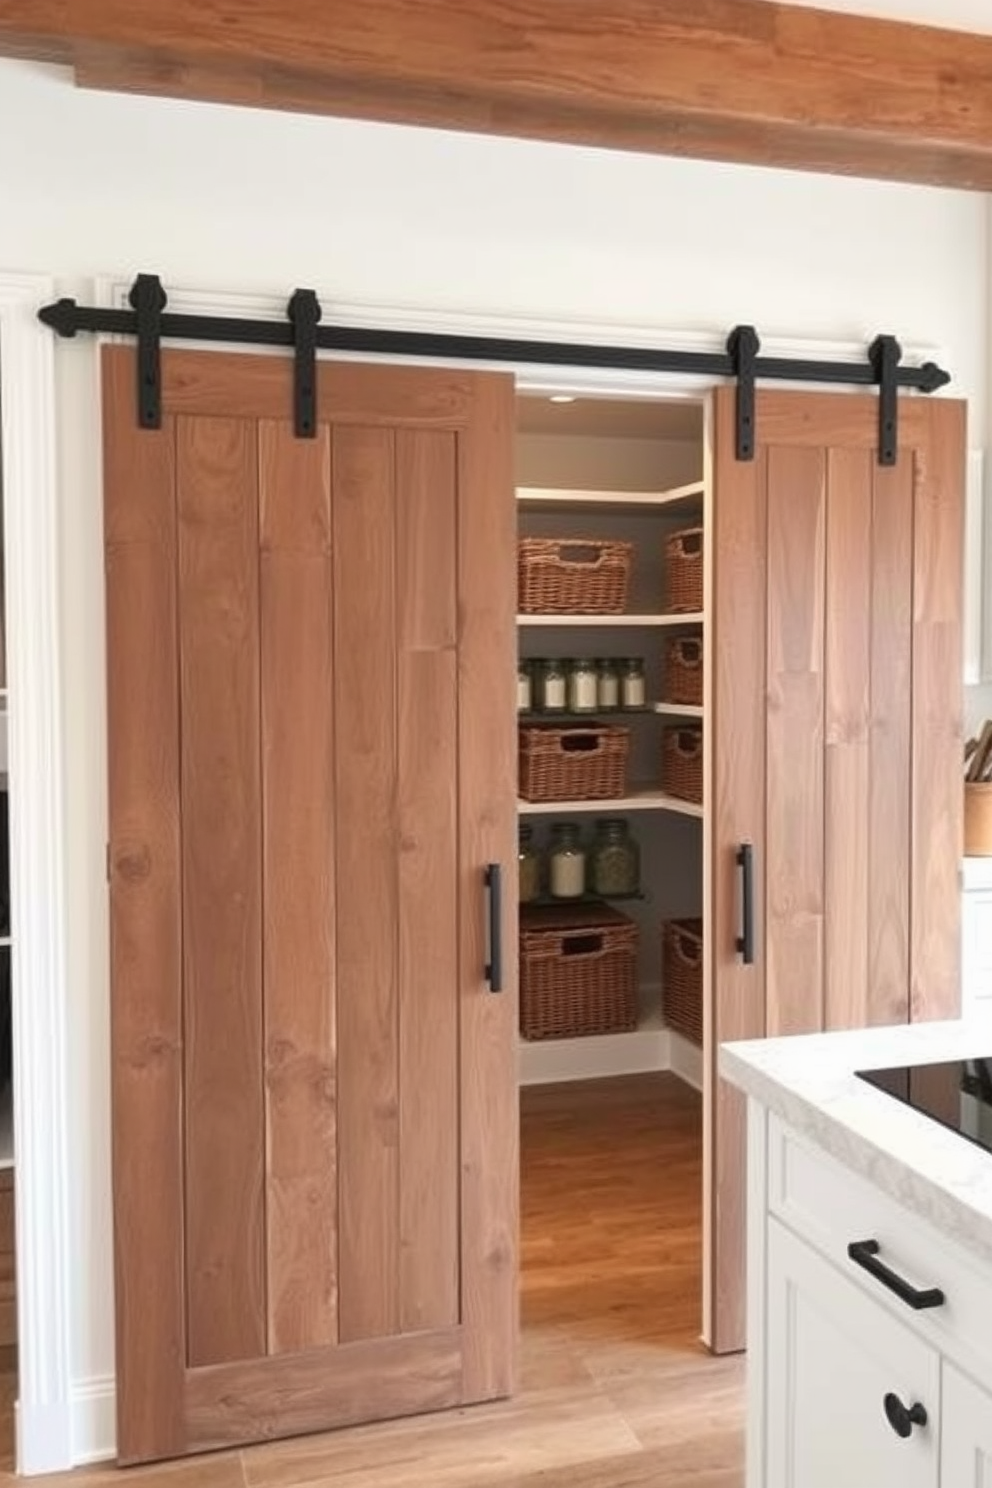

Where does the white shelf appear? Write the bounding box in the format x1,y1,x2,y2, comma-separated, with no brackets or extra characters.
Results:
519,787,703,819
517,481,704,516
0,1083,13,1171
653,702,704,719
518,612,704,628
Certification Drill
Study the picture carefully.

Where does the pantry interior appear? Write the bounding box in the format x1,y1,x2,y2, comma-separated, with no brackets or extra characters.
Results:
514,388,712,1343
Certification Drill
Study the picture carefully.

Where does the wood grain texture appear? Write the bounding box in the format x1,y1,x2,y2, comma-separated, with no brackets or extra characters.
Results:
910,400,966,1022
867,456,914,1028
396,431,460,1335
177,415,266,1368
103,348,187,1463
457,374,519,1402
258,420,337,1354
710,387,767,1357
12,0,992,189
764,445,825,1038
823,448,871,1032
332,425,401,1345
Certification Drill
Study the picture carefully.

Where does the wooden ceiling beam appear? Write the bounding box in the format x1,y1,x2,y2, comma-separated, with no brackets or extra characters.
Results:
4,0,992,190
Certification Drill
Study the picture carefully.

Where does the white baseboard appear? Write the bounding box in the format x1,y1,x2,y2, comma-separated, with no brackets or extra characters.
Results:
69,1375,115,1467
669,1030,704,1092
16,1400,73,1477
518,1024,670,1085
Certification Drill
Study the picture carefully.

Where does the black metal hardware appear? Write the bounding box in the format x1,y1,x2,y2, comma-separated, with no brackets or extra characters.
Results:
287,288,321,439
727,324,760,461
883,1392,928,1440
129,274,167,431
37,275,951,452
735,843,754,965
870,334,902,467
484,863,503,993
847,1239,945,1310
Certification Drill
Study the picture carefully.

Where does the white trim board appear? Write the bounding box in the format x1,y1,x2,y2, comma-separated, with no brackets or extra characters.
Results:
518,1023,703,1089
0,274,72,1476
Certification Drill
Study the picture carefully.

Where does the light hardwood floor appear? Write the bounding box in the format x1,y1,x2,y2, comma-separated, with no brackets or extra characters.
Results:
4,1072,744,1486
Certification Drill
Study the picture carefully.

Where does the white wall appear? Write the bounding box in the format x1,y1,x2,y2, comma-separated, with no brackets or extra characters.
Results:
0,56,988,1460
781,0,992,30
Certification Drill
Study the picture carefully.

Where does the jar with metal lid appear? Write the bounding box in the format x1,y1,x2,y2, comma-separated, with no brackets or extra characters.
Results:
518,823,542,903
620,657,646,709
590,818,640,897
539,658,568,713
548,822,586,899
517,659,533,714
596,658,620,711
567,658,598,713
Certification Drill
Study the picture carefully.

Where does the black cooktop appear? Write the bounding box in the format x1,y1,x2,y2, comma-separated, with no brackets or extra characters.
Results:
856,1059,992,1156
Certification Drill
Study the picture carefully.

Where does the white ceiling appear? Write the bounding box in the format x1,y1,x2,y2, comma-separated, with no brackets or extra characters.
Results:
780,0,992,33
516,396,703,442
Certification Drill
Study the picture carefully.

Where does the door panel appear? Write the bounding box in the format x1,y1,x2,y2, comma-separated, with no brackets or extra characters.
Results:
104,347,518,1464
710,388,964,1355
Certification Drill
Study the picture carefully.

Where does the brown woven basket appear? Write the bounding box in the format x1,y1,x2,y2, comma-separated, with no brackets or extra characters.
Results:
663,918,703,1046
519,725,630,802
518,537,633,614
663,636,704,706
661,724,703,804
663,527,704,613
520,903,639,1040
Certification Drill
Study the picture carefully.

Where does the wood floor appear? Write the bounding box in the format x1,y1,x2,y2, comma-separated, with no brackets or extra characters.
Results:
3,1073,744,1486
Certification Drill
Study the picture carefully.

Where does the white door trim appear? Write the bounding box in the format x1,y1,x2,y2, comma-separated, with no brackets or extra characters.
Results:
0,274,72,1475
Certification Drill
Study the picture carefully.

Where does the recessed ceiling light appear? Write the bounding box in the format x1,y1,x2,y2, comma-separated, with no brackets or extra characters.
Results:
549,394,576,404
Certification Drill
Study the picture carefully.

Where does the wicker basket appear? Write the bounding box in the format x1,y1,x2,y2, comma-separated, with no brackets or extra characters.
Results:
518,537,633,615
662,725,703,804
519,725,630,802
663,636,704,706
663,527,704,613
663,918,703,1046
520,903,639,1040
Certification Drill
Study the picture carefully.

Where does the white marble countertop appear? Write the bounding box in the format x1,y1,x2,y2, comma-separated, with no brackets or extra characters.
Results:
719,1017,992,1266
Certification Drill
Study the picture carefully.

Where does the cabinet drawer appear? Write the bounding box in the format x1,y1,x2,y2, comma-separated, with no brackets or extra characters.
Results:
768,1115,992,1382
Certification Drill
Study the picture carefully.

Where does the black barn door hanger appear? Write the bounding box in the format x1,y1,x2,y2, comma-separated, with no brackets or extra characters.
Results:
39,273,949,463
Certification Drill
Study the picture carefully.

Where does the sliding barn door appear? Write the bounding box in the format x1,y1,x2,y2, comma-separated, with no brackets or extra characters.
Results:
708,388,965,1354
103,347,518,1464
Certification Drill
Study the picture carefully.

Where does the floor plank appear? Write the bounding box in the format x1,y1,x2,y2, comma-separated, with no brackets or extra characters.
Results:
0,1073,744,1487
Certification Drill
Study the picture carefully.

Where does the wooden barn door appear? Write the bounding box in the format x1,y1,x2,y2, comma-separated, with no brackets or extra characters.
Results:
103,347,519,1464
708,388,965,1354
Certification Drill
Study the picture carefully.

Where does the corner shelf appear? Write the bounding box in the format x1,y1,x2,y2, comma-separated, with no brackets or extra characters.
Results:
518,612,704,628
519,788,703,819
516,481,704,518
521,892,646,909
518,703,703,722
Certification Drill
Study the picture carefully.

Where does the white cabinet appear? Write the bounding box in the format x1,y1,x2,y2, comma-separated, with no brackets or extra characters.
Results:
766,1217,939,1488
941,1364,992,1487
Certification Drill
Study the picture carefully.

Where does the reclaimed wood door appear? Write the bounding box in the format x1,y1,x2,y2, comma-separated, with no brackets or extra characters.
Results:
103,347,519,1464
708,388,965,1354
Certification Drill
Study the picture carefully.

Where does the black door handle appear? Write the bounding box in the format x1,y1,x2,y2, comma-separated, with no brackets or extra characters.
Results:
735,843,754,964
484,863,503,993
847,1239,945,1310
883,1392,928,1439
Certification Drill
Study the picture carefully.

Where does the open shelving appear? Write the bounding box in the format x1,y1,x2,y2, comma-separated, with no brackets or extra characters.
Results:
519,788,703,819
518,611,704,627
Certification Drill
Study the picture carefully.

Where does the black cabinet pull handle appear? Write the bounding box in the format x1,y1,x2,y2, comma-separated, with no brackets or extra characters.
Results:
847,1239,945,1310
883,1392,928,1439
484,864,503,993
735,843,754,964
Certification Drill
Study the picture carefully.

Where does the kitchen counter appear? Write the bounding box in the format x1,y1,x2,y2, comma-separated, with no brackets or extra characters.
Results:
720,1016,992,1268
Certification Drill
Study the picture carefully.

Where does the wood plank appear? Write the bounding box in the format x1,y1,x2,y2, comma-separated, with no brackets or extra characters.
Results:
710,387,767,1357
457,374,519,1402
395,430,460,1335
258,420,337,1354
185,1329,463,1453
764,444,825,1038
11,1,992,190
103,347,187,1464
177,415,265,1368
867,456,914,1028
332,425,401,1345
911,400,966,1022
823,448,871,1031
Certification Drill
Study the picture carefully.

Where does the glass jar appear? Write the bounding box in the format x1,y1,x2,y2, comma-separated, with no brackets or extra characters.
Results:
517,659,533,714
567,658,598,713
590,818,640,897
596,658,620,711
548,822,586,899
518,823,542,903
620,657,646,709
539,658,568,713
